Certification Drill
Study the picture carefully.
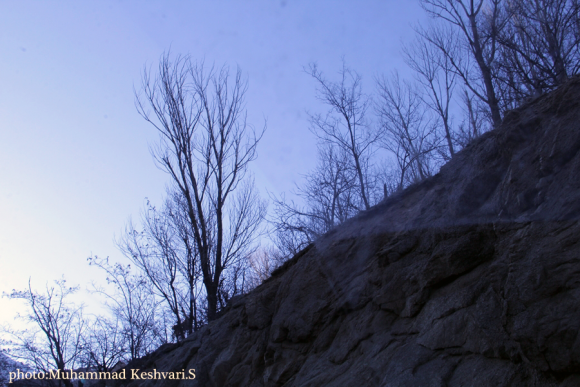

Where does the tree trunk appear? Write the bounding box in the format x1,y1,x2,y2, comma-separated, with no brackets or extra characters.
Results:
469,13,502,128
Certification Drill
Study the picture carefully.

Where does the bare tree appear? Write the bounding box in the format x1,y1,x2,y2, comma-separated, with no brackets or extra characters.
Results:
456,88,488,147
271,143,359,257
87,257,162,360
270,215,312,259
1,279,85,387
497,0,580,102
165,190,205,333
244,246,285,288
305,61,379,211
420,0,505,128
117,196,202,340
376,73,439,190
80,315,127,373
405,24,458,158
136,53,266,321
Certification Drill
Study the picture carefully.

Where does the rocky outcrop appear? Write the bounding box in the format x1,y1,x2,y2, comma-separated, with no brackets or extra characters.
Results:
119,76,580,386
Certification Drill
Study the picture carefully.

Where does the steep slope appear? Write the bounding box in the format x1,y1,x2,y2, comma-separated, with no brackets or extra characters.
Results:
119,76,580,386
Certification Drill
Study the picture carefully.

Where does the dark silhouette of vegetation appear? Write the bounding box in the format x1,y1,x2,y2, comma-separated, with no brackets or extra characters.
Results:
135,53,266,321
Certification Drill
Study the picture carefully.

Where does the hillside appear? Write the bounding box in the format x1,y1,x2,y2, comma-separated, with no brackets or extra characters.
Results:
117,76,580,386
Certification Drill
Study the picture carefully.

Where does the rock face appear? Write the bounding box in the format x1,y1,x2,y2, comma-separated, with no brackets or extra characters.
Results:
121,77,580,386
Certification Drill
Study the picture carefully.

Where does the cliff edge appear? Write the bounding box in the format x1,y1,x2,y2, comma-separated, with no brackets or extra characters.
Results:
119,76,580,386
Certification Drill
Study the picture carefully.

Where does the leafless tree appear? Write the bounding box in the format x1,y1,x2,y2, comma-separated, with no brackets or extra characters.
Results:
305,61,379,211
136,53,266,321
1,279,85,387
87,257,162,360
456,88,488,147
80,315,127,373
244,246,285,288
270,216,311,260
420,0,505,128
165,190,205,332
497,0,580,102
376,73,439,190
405,24,459,158
117,196,203,340
271,143,359,257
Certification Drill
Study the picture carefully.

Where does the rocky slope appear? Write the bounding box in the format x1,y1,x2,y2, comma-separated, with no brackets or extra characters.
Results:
120,76,580,386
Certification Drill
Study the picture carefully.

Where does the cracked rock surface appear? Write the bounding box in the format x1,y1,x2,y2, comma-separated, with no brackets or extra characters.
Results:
117,77,580,386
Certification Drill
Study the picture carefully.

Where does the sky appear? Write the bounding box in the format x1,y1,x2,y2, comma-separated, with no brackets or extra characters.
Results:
0,0,427,325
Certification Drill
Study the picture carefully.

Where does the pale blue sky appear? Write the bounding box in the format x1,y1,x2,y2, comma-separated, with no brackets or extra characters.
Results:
0,0,426,322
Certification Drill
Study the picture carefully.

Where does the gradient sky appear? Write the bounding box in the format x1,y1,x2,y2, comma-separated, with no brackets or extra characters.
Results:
0,0,427,324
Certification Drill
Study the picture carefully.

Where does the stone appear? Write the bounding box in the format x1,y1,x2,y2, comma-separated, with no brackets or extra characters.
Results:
114,76,580,386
